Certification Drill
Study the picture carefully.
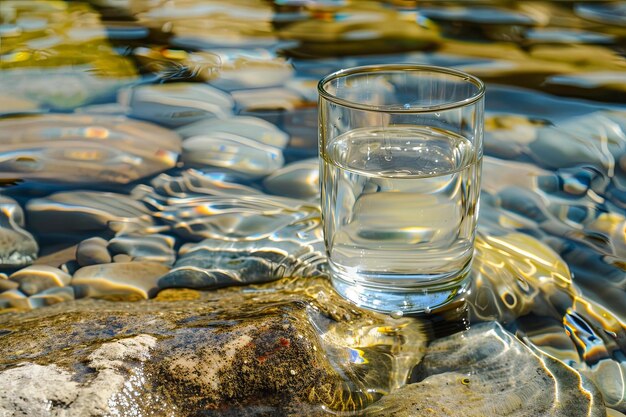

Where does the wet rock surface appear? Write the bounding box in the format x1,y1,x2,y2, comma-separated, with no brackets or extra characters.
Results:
1,0,625,415
0,286,607,417
366,322,606,417
0,279,425,416
0,196,38,268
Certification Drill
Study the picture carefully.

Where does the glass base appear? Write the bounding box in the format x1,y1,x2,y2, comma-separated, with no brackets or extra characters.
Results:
329,266,472,315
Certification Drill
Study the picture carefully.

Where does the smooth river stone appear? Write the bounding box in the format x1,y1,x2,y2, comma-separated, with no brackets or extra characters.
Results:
0,278,19,292
0,289,416,415
0,335,158,417
181,133,284,178
469,232,574,324
263,158,319,199
76,237,111,267
147,169,262,200
72,262,170,301
0,288,30,310
554,111,626,161
154,195,321,242
26,191,154,236
0,114,180,184
29,286,75,308
0,196,38,268
0,66,136,112
9,265,71,296
525,28,614,44
0,95,42,116
574,3,626,27
176,116,290,148
529,126,617,172
231,87,304,112
107,234,176,265
206,51,295,91
118,83,234,127
158,227,325,290
365,322,605,417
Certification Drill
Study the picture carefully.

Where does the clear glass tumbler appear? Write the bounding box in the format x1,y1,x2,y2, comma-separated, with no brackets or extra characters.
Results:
318,64,485,314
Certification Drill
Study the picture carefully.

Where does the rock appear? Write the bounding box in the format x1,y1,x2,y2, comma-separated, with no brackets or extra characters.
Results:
365,322,605,417
0,288,30,310
147,169,262,200
0,196,38,267
154,194,321,242
60,260,80,276
419,6,539,25
529,126,614,171
0,114,180,184
0,67,135,112
72,262,170,300
468,232,573,324
206,52,295,91
137,2,281,51
0,335,157,417
112,254,132,263
574,3,626,26
76,237,111,266
118,83,234,127
176,115,290,148
107,234,176,265
0,95,42,116
29,286,75,308
263,158,319,199
181,133,284,178
232,87,304,112
158,230,326,290
34,244,77,268
9,265,71,296
26,191,154,237
0,1,137,111
0,284,425,415
0,278,19,292
279,3,439,56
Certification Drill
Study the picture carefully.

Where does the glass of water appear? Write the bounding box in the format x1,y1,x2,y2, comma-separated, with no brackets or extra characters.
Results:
318,64,485,314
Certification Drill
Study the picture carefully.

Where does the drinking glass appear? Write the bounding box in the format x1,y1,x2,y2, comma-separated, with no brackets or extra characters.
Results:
318,64,485,314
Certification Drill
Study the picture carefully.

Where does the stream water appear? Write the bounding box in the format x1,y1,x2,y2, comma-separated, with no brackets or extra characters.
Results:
0,1,624,415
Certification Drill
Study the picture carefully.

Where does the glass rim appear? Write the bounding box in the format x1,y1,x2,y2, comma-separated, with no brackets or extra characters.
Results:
317,64,485,113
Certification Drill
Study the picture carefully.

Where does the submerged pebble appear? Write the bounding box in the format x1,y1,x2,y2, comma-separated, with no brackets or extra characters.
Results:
29,286,75,308
181,133,284,178
0,196,38,268
107,234,176,265
76,237,111,267
26,191,154,237
0,114,180,184
0,288,30,310
9,265,71,296
469,232,573,323
176,116,289,148
0,277,18,292
154,195,320,242
157,195,324,289
72,262,170,301
231,87,304,112
158,229,326,290
147,169,262,200
366,322,604,417
262,158,319,199
118,83,234,127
